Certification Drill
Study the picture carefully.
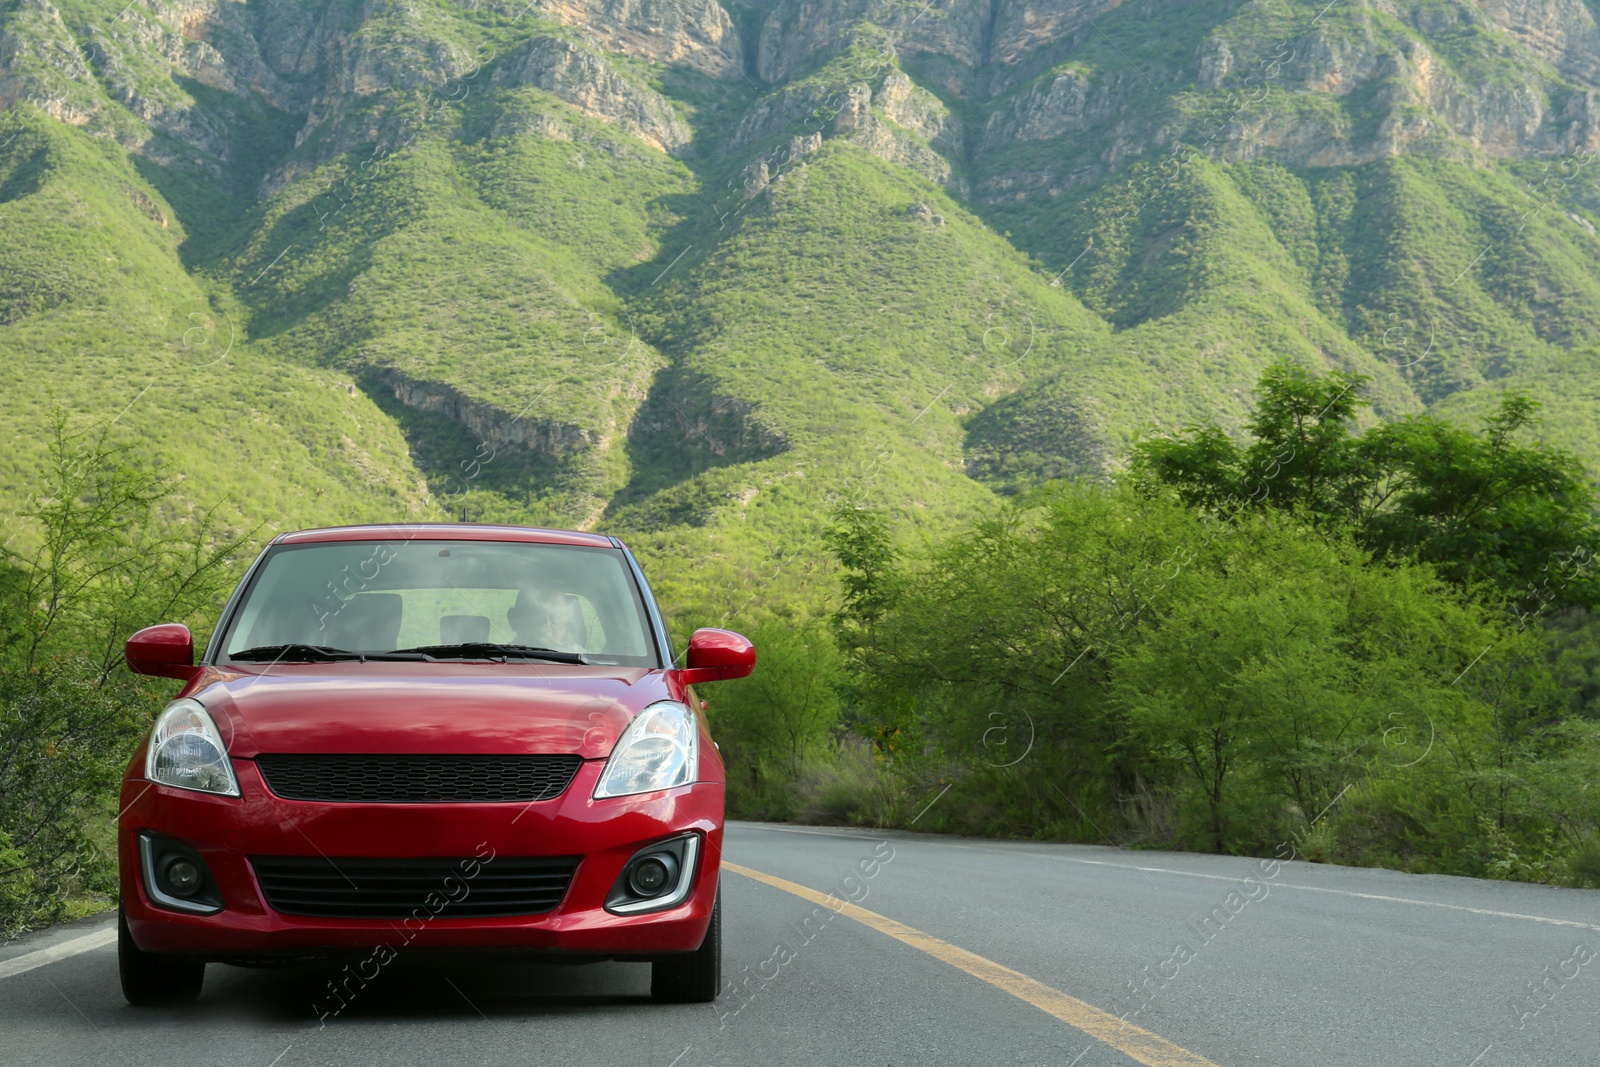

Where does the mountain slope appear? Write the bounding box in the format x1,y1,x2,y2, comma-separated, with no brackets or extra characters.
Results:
3,0,1600,619
0,111,427,542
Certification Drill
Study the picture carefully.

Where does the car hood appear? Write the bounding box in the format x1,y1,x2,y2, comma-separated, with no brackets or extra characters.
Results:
187,663,666,759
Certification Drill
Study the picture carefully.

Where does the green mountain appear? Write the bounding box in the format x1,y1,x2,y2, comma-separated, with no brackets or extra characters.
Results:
4,0,1600,620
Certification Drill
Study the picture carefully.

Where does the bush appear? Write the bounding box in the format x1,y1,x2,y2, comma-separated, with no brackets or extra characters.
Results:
704,618,844,815
787,739,914,827
0,412,248,935
820,470,1596,878
0,668,140,935
1567,840,1600,888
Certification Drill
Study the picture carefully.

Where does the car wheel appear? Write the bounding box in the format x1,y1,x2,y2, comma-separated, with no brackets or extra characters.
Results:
651,888,720,1003
118,905,204,1006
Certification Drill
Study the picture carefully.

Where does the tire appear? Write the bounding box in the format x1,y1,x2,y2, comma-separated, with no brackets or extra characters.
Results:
651,889,720,1003
118,906,204,1006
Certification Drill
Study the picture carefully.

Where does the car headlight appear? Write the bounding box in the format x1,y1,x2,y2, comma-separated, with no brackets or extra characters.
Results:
594,701,699,799
145,699,240,797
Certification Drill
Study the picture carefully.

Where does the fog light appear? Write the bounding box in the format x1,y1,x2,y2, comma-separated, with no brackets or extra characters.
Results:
606,835,698,914
138,833,223,914
629,857,669,896
163,858,202,897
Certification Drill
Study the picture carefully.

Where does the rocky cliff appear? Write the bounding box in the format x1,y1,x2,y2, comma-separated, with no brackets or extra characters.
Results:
13,1,1600,194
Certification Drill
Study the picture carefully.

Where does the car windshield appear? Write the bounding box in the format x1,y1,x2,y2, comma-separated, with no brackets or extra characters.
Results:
217,539,657,667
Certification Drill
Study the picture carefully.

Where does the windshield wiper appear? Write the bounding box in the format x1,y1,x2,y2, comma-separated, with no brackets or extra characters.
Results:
229,644,361,662
229,644,432,663
393,643,589,665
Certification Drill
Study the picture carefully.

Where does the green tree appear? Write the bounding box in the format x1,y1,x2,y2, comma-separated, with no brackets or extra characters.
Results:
823,503,901,637
834,483,1213,827
1546,608,1600,718
1131,362,1600,612
1,411,251,680
1109,517,1506,852
1131,362,1371,520
1358,395,1599,609
832,478,1580,872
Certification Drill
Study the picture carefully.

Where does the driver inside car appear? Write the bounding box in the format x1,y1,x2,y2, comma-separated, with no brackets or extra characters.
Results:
506,587,587,651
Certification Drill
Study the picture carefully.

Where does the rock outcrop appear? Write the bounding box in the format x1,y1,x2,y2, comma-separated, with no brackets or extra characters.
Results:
628,368,790,472
511,0,743,78
750,0,1127,89
980,65,1130,147
727,63,963,190
492,35,692,153
964,0,1600,202
372,366,596,460
834,71,964,190
1474,0,1600,86
0,1,103,129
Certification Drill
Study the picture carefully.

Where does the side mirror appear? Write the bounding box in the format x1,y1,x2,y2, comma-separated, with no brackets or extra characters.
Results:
678,628,755,687
126,624,199,682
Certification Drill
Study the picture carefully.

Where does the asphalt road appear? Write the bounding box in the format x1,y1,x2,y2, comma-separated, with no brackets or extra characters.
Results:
3,821,1597,1066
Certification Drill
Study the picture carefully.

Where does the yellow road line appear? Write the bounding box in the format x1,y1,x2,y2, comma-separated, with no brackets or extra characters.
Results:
723,861,1223,1067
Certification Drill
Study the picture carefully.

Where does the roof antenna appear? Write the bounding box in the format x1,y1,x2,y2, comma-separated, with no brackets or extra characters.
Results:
460,506,468,523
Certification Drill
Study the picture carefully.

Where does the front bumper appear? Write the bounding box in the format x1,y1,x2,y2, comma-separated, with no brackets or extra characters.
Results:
118,759,723,959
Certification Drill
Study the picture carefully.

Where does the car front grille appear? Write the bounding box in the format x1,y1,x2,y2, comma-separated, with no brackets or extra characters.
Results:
249,855,581,918
254,753,584,803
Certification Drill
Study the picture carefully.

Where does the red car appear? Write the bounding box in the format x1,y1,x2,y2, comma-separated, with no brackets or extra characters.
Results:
115,524,753,1007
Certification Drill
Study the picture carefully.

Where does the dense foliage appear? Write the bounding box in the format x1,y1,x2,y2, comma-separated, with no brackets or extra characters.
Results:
0,415,247,936
709,368,1600,886
1130,362,1600,611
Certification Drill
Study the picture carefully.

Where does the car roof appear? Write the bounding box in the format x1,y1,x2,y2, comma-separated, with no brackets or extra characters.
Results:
272,524,620,549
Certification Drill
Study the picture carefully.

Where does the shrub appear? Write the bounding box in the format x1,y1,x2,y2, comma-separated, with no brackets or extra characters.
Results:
0,411,248,935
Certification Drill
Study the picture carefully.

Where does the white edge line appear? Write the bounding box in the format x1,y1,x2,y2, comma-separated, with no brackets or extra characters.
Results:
934,843,1600,933
1237,880,1600,932
739,829,1600,933
0,927,117,980
744,825,888,841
